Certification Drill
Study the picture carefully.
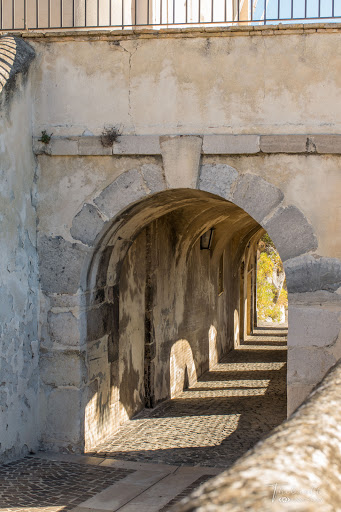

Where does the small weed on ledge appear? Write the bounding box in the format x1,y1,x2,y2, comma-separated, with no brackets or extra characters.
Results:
101,126,121,147
39,130,53,144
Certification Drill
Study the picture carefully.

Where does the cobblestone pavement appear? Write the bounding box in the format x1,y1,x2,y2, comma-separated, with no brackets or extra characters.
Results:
0,456,133,512
93,326,287,468
0,326,286,512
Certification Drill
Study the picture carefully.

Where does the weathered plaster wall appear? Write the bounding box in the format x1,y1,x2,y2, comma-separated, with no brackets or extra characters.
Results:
0,42,39,462
30,28,341,137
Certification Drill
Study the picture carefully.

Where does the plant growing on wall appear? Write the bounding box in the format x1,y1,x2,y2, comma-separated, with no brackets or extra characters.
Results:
257,234,288,323
39,130,52,144
100,126,121,147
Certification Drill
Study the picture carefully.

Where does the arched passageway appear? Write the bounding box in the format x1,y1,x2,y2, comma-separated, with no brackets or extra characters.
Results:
83,189,287,463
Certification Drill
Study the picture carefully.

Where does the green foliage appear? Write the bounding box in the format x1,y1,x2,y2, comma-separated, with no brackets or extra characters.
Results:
39,130,52,144
257,235,287,323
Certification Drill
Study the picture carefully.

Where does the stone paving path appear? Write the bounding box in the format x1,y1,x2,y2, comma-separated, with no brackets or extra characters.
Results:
92,326,287,468
0,326,287,512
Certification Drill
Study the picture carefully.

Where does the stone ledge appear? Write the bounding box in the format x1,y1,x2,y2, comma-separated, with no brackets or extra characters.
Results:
3,22,341,41
202,135,260,154
33,134,341,156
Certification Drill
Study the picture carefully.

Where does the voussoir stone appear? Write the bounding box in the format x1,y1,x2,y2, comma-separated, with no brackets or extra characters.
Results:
38,235,89,294
285,254,341,294
231,174,284,223
264,205,318,261
94,169,147,219
199,164,238,199
141,163,166,193
71,203,106,246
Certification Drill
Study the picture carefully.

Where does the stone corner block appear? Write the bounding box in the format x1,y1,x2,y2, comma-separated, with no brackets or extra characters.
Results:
160,135,202,189
284,254,341,294
47,311,81,348
38,235,89,294
198,164,238,200
113,135,161,155
202,135,260,155
71,203,106,246
46,387,84,442
231,173,284,223
264,205,318,261
40,349,86,387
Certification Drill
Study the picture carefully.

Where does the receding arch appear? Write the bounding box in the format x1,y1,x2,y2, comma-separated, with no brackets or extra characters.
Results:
79,186,283,450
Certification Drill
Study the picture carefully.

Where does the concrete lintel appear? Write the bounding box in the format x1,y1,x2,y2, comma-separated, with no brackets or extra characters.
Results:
33,134,341,156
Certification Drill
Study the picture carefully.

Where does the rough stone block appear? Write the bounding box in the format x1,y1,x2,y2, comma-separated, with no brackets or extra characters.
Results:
38,235,89,294
202,135,260,154
78,136,112,155
71,204,106,246
231,173,284,223
285,254,341,293
160,135,202,189
264,206,318,261
47,311,80,347
46,388,83,443
141,164,166,193
260,135,307,153
40,350,87,387
113,135,161,155
288,305,341,349
94,169,147,219
198,164,238,199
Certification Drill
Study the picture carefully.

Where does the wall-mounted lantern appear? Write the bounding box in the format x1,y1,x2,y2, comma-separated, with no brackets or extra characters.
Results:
200,228,214,250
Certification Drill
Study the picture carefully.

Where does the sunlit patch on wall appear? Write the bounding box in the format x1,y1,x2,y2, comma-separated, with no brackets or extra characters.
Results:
0,37,17,94
209,325,218,369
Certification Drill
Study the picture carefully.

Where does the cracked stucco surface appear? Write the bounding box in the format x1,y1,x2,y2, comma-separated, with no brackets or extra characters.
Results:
0,45,39,462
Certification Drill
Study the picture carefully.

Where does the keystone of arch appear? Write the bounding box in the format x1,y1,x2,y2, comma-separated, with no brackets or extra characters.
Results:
160,135,203,189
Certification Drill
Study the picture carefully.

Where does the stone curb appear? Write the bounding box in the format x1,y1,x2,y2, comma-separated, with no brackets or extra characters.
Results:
33,134,341,156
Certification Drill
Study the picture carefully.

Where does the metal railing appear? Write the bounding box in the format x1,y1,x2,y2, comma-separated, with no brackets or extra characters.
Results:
0,0,340,32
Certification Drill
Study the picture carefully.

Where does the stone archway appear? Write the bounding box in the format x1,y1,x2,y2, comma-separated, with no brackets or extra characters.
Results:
37,142,341,453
